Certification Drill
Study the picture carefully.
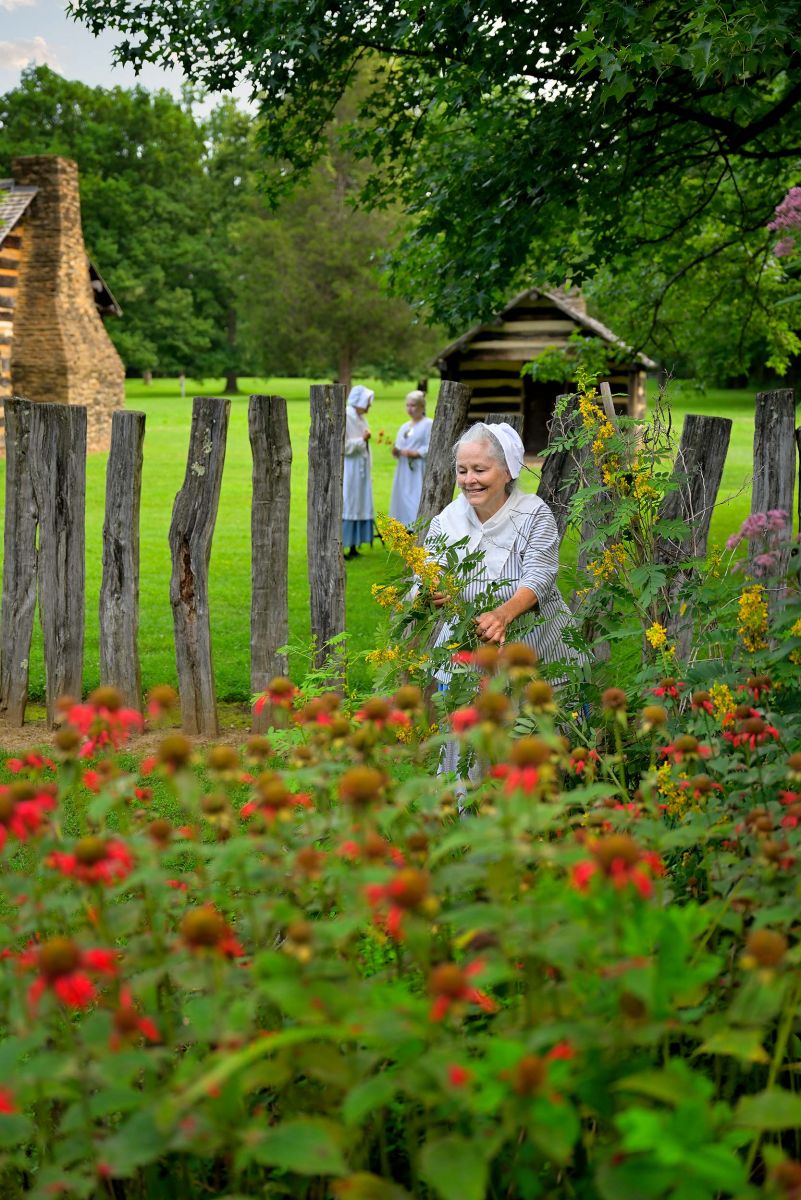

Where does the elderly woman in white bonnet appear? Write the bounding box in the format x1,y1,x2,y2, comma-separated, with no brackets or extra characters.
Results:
342,385,376,560
389,390,433,529
426,421,582,675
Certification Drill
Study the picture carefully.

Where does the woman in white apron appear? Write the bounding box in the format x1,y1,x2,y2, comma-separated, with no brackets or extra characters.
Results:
389,390,433,529
343,385,375,560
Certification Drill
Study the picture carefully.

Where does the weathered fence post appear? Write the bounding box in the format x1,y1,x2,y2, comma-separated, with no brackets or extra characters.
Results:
0,397,37,725
308,384,346,673
168,396,230,736
416,379,471,537
29,403,87,727
751,389,796,589
250,394,292,728
485,412,524,437
654,414,732,660
796,426,801,535
99,410,146,711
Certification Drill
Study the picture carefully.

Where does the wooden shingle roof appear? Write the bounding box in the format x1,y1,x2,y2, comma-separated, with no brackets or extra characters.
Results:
0,179,38,244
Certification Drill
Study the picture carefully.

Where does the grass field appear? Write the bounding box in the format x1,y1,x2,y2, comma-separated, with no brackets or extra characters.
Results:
0,376,783,703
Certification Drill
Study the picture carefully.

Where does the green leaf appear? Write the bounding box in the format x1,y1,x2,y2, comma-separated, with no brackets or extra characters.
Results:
420,1136,488,1200
248,1117,348,1176
734,1088,801,1131
343,1073,397,1127
331,1173,411,1200
696,1028,768,1064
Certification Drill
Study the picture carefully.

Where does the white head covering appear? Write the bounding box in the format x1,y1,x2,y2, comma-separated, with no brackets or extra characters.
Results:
347,385,374,412
482,422,525,480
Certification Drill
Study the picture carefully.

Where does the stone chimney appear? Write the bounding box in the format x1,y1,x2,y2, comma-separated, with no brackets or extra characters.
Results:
9,156,124,451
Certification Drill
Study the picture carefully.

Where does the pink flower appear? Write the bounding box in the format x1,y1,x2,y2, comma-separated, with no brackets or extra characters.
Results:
447,1064,472,1087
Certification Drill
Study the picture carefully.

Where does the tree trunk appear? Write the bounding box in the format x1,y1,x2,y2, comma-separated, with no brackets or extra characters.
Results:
307,384,346,677
416,379,471,541
250,394,292,730
536,395,587,543
337,348,352,396
0,398,38,725
224,308,239,394
655,413,732,660
168,396,230,736
99,410,146,711
143,369,152,385
29,404,87,727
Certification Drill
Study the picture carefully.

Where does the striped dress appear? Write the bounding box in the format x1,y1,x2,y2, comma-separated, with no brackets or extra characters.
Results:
426,491,584,679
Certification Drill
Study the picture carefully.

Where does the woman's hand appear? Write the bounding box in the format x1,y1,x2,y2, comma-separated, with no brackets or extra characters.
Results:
362,430,371,442
475,608,508,645
431,591,449,609
392,446,400,457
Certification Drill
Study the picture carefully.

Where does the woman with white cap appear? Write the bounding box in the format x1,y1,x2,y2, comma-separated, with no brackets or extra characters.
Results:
343,384,375,560
389,390,433,529
426,421,582,672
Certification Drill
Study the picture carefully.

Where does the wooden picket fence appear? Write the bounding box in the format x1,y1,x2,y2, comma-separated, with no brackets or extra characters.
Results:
0,383,797,735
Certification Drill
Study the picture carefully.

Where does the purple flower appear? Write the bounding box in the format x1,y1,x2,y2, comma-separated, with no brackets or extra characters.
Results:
740,513,768,539
769,188,801,233
753,552,779,575
774,237,796,257
766,509,789,532
726,532,743,551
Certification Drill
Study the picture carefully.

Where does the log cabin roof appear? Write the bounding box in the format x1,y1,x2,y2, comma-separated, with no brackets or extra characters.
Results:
0,178,38,240
435,287,657,370
0,177,121,317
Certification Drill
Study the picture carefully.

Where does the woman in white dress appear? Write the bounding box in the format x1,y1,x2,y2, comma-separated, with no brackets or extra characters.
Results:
389,390,433,529
343,385,375,560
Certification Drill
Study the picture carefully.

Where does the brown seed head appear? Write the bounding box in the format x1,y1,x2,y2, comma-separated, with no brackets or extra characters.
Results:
201,792,228,816
641,704,668,728
54,727,81,752
148,684,179,712
510,736,551,767
475,691,510,721
89,685,123,713
407,831,429,853
257,779,292,810
525,680,554,708
733,704,753,720
0,790,15,823
246,735,272,760
393,685,422,711
590,833,641,871
674,734,699,754
295,846,325,875
428,963,466,998
181,908,226,948
286,920,312,945
689,774,716,795
691,690,712,708
619,992,647,1020
390,868,430,909
361,697,392,722
207,745,240,772
267,676,295,698
788,752,801,774
745,928,788,968
74,835,109,866
363,831,389,860
473,645,499,673
148,818,172,846
339,766,385,805
738,716,765,736
329,716,352,738
9,781,36,803
157,734,192,769
499,642,538,669
39,936,81,979
601,687,627,712
509,1054,547,1096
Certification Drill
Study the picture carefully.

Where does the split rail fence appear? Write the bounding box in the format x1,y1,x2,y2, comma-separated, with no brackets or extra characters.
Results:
0,383,798,736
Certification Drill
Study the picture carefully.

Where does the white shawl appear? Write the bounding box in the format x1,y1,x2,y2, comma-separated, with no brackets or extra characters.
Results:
435,489,546,578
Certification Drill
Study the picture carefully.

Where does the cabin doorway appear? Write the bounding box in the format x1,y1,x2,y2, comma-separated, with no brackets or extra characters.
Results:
522,377,561,456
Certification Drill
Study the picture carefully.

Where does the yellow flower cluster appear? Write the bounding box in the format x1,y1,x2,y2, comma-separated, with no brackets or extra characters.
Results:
578,391,622,482
365,646,402,666
738,584,769,653
376,514,442,591
655,762,689,819
371,583,402,612
587,542,627,582
645,622,668,649
632,467,658,504
709,683,735,723
788,616,801,665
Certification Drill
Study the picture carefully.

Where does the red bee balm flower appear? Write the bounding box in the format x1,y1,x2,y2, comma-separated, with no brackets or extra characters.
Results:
427,960,498,1021
47,836,134,886
180,907,244,958
20,937,118,1012
571,833,664,899
110,987,159,1050
660,735,711,764
451,707,479,733
0,1087,17,1114
651,678,685,700
0,782,56,851
63,688,143,757
724,715,780,751
366,867,432,940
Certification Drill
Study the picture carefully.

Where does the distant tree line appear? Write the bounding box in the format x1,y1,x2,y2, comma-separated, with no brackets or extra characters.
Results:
0,66,440,390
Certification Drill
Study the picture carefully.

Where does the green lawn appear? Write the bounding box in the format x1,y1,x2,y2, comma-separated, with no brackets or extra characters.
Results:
0,376,782,703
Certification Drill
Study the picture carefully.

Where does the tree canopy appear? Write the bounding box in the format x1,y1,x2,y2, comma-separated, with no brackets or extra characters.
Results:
67,0,801,378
